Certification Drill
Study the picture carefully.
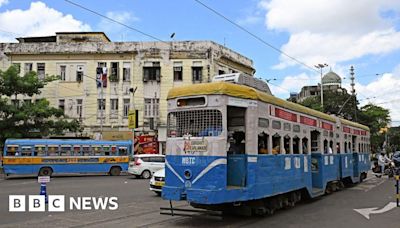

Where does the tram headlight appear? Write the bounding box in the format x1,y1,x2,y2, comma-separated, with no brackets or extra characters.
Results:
184,169,192,179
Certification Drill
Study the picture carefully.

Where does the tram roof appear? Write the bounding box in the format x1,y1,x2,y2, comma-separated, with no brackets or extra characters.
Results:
167,82,369,131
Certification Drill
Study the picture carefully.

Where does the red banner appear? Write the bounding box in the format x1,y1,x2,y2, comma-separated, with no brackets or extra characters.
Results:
321,122,333,131
275,108,298,122
300,116,317,126
353,129,361,135
343,126,351,133
135,135,158,154
360,130,367,135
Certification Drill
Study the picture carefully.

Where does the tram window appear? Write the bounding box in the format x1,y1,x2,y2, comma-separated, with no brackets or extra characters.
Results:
293,137,300,154
293,125,300,133
284,123,291,131
272,120,281,130
344,134,347,139
336,133,340,138
348,142,352,153
329,132,333,138
168,110,222,137
323,140,328,153
272,134,281,155
258,118,269,128
344,142,348,153
302,138,308,154
337,142,341,153
284,136,290,154
329,141,333,154
323,131,328,137
177,97,205,107
311,130,320,152
258,132,269,154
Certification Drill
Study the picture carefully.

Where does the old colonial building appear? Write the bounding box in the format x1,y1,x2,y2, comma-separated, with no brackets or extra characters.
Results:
0,32,255,152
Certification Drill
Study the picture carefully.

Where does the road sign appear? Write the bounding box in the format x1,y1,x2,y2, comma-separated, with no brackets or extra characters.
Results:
38,176,50,183
128,110,137,129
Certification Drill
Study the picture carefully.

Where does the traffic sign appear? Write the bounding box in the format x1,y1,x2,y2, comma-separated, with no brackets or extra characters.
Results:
38,176,50,183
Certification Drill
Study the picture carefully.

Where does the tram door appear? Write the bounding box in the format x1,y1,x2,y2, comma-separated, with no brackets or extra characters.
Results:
226,106,247,187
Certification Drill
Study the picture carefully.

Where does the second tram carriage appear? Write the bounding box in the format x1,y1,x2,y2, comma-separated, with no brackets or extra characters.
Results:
162,74,370,215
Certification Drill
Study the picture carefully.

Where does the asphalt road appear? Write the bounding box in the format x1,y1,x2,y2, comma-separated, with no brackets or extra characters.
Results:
0,173,399,228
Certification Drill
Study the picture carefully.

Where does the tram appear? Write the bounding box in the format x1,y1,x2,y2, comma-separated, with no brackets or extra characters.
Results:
162,73,370,215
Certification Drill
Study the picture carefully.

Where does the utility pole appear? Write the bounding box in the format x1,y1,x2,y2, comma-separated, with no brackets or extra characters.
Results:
349,66,357,121
315,63,328,111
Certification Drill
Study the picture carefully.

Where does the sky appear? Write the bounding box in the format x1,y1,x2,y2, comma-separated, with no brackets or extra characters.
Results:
0,0,400,125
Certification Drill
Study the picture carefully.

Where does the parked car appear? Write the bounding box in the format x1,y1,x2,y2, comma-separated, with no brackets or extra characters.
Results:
128,154,165,179
149,168,165,196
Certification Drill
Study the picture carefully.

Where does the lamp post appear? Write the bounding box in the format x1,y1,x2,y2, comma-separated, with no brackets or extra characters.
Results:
314,63,328,111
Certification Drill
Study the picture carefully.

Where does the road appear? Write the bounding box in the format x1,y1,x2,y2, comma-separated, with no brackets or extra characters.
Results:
0,173,399,228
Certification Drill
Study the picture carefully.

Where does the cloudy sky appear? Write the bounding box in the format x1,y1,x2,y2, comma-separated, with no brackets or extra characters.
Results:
1,0,400,125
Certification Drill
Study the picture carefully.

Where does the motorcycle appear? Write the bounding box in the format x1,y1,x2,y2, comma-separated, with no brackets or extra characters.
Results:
372,161,395,178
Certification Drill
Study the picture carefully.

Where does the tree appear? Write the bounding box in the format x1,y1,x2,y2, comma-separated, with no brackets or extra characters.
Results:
358,104,391,153
0,65,81,147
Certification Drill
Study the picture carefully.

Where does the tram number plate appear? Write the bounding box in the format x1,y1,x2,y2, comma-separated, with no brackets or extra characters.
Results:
182,157,196,165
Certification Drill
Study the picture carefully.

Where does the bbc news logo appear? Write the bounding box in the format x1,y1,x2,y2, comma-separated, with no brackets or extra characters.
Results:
9,195,118,212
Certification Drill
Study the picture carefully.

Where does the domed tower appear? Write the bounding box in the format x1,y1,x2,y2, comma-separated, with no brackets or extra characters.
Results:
322,70,341,87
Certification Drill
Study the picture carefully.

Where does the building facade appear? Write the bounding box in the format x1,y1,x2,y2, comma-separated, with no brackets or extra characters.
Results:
0,32,255,153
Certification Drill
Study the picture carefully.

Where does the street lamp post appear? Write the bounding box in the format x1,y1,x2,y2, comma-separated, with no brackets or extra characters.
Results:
314,63,328,111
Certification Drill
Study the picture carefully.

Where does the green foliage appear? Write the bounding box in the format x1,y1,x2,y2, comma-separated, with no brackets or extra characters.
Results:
0,65,81,147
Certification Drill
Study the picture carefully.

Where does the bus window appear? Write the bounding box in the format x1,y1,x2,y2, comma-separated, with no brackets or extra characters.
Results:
73,145,81,156
82,145,92,156
119,147,128,156
111,146,117,156
103,145,111,156
21,146,33,156
35,145,46,156
6,145,19,156
48,145,59,156
93,146,103,156
60,145,72,156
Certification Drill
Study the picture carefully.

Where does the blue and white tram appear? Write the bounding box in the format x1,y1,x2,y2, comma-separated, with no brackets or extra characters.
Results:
162,80,370,215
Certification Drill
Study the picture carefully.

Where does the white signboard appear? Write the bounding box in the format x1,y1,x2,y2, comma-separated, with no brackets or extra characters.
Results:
38,176,50,183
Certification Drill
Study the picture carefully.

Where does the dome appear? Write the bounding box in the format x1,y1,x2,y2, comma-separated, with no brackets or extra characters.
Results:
322,71,341,85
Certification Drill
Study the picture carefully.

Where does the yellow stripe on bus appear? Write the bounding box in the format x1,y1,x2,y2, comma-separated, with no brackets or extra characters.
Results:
2,156,129,165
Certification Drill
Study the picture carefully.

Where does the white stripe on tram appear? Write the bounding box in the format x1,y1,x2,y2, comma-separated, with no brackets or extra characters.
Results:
192,158,227,184
165,161,185,183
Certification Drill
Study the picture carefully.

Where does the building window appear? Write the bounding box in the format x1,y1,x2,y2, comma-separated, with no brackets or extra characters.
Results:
123,62,131,82
110,62,119,82
77,99,83,119
173,62,183,81
76,65,84,82
24,63,33,73
110,99,118,119
13,63,21,74
59,99,65,113
98,99,105,118
60,65,66,81
218,70,225,75
37,63,45,80
143,62,160,82
123,99,130,118
192,67,202,82
144,98,159,118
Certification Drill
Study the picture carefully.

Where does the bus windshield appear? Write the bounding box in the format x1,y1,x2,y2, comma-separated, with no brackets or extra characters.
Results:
167,109,222,137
